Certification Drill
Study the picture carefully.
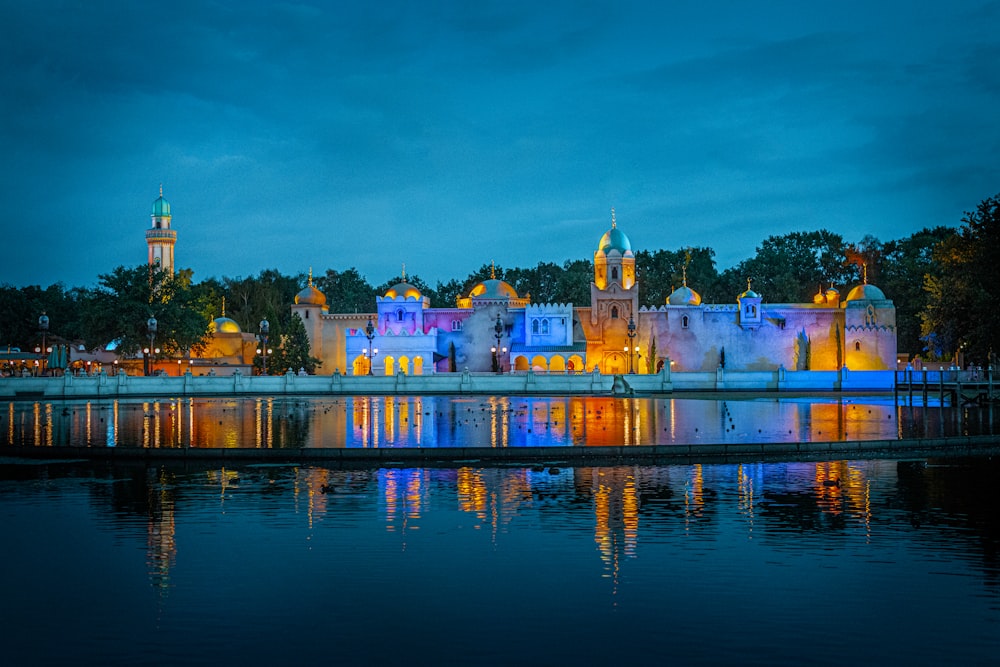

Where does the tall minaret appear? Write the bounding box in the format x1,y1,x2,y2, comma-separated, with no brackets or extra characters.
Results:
146,185,177,274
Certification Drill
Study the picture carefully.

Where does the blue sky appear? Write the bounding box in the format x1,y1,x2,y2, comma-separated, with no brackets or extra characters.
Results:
2,0,998,289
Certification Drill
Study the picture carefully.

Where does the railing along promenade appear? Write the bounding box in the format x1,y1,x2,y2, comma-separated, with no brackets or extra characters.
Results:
0,366,896,400
895,367,998,406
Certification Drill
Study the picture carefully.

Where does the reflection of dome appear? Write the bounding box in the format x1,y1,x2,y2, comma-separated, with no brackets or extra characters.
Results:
210,317,241,334
469,279,518,299
846,283,886,301
597,226,632,254
668,285,702,306
295,283,327,306
385,282,423,300
152,186,170,217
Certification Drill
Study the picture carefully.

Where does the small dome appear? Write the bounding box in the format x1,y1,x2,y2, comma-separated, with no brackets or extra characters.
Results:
295,283,327,307
384,282,423,300
846,283,886,301
813,291,826,304
739,288,760,300
210,317,241,334
469,279,518,300
597,226,632,254
668,285,702,306
152,187,170,217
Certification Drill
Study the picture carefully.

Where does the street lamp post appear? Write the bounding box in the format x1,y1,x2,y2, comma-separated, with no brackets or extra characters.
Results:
494,314,503,374
365,317,376,375
38,313,49,376
626,315,637,374
259,319,270,375
146,316,157,376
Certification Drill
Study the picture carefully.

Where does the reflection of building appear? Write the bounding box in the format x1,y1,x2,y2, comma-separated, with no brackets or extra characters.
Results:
294,213,896,375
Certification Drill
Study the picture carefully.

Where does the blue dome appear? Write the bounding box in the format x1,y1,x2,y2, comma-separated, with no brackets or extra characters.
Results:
597,226,632,254
152,188,170,217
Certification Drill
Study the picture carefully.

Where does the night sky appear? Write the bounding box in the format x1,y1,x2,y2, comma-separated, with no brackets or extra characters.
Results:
3,1,998,290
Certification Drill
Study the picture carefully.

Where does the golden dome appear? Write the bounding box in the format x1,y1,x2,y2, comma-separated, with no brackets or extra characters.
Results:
385,282,423,300
295,269,327,306
210,317,242,334
468,279,518,299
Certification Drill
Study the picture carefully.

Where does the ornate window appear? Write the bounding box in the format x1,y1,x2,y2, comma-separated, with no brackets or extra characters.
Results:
396,309,404,322
532,319,540,334
541,319,550,335
611,306,619,319
451,319,462,331
611,267,618,280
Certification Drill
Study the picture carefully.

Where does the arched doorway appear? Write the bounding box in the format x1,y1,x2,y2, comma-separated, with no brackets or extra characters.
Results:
549,355,566,372
398,356,410,375
514,356,529,372
352,355,370,376
384,356,395,375
531,355,548,372
605,352,626,375
413,356,423,375
568,354,585,373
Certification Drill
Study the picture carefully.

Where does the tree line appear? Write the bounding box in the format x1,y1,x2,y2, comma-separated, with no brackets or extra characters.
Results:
1,193,997,367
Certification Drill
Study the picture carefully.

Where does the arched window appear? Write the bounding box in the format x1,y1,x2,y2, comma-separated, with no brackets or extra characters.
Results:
531,319,539,334
451,319,462,331
396,309,404,322
304,311,309,319
611,306,619,319
855,341,861,352
611,267,618,280
682,315,689,329
541,319,550,334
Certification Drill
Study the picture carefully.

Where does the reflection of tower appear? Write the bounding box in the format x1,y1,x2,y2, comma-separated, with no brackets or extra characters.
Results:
577,467,639,594
146,186,177,274
146,468,177,596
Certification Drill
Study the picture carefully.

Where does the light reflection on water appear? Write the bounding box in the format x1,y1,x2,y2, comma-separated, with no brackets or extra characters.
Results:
0,458,998,665
2,394,997,449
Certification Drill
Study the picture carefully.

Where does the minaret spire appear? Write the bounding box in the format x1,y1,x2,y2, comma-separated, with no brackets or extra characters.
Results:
862,263,868,284
221,297,226,318
308,267,313,286
611,207,616,229
490,260,496,280
401,263,406,280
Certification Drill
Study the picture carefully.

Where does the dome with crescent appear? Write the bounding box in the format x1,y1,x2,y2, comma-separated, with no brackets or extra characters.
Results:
668,285,702,306
295,270,327,307
152,186,170,218
597,225,632,255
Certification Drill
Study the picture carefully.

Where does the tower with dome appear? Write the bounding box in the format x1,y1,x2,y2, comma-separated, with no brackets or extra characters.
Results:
146,186,176,274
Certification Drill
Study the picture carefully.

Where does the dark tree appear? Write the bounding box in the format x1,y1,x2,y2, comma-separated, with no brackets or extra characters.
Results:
315,267,376,314
921,194,1000,364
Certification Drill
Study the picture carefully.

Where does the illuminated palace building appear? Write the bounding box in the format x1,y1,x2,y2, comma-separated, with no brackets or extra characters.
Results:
293,215,896,376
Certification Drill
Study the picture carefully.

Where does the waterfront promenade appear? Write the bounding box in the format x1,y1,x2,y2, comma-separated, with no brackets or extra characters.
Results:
0,366,895,399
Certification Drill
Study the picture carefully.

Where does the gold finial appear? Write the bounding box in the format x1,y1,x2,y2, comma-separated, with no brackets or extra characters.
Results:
862,263,868,284
747,277,752,291
683,250,691,287
682,264,688,287
490,260,496,280
401,262,406,280
221,296,226,318
308,267,313,287
159,183,163,197
611,207,616,229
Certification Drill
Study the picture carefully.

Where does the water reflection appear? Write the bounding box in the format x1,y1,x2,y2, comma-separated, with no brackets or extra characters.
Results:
2,394,998,449
2,457,999,665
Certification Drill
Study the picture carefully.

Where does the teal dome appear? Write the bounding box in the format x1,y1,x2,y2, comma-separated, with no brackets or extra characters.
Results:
152,188,170,217
846,283,886,302
597,226,632,254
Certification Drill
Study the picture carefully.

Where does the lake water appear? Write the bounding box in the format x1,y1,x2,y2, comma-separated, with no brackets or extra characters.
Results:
2,394,997,449
1,456,998,665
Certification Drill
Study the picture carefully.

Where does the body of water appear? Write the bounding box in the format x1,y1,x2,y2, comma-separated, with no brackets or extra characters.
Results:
3,394,997,449
1,456,998,665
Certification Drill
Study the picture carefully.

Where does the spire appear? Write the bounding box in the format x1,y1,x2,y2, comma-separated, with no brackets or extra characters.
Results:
159,183,163,197
747,277,752,291
490,260,496,280
221,296,226,318
862,263,868,284
308,267,313,287
682,264,688,287
401,262,406,280
611,207,616,229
